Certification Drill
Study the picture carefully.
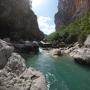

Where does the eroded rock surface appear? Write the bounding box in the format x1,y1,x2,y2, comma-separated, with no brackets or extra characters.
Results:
70,35,90,64
0,39,47,90
0,39,14,69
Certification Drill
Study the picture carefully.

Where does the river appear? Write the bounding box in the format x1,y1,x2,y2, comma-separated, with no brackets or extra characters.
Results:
25,49,90,90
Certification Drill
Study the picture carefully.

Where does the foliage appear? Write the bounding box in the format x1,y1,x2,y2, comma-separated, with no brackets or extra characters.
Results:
47,12,90,44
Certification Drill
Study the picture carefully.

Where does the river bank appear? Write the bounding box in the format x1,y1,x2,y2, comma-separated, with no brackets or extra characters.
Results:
26,48,90,90
41,34,90,65
0,39,47,90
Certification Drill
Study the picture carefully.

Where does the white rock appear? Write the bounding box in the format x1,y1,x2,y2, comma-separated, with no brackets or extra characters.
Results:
0,39,47,90
4,53,26,76
51,49,62,56
70,48,90,63
0,39,14,69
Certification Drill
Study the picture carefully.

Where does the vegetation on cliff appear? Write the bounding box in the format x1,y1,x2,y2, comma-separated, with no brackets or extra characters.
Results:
48,12,90,45
55,0,90,30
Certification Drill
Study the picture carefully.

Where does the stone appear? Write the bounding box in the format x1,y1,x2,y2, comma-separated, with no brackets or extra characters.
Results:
70,48,90,64
0,67,47,90
4,53,26,76
0,39,14,69
51,49,62,56
0,39,47,90
70,35,90,64
21,68,47,90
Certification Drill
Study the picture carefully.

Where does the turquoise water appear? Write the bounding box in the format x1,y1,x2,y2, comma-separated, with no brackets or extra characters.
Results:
25,49,90,90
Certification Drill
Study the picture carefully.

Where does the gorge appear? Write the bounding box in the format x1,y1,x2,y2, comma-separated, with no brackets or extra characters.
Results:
0,0,90,90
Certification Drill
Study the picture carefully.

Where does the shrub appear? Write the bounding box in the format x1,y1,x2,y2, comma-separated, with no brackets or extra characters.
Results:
47,12,90,45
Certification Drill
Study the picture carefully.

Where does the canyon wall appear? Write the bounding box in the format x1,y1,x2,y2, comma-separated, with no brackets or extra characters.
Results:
55,0,90,30
0,0,44,41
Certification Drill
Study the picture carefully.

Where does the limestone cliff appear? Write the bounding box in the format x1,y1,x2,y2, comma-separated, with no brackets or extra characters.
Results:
55,0,90,30
0,0,44,41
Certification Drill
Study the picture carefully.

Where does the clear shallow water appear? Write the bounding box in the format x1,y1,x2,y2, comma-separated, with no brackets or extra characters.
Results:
25,49,90,90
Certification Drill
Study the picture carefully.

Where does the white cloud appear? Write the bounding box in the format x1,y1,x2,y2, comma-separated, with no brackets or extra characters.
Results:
31,0,46,9
38,16,55,35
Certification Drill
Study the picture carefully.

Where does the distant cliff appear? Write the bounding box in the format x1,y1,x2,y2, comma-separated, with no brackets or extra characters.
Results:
55,0,90,30
0,0,44,41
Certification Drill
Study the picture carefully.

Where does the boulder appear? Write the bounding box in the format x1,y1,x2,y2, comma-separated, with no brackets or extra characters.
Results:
14,41,39,53
52,49,62,56
70,48,90,64
20,68,47,90
0,39,14,69
0,67,47,90
4,53,26,75
0,39,47,90
70,35,90,64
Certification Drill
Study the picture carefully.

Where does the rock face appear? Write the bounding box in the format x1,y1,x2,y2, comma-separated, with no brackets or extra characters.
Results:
0,0,44,41
55,0,90,30
0,39,14,69
70,35,90,64
70,48,90,64
0,39,47,90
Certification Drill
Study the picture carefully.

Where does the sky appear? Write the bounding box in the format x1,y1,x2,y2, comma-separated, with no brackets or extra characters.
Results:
31,0,58,35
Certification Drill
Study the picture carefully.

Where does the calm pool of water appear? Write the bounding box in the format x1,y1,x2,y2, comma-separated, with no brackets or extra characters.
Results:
25,49,90,90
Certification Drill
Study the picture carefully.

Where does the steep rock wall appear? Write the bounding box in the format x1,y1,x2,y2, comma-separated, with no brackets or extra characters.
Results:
0,0,44,41
55,0,90,30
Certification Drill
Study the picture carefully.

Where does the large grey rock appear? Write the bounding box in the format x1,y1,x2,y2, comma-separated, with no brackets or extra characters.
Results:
4,53,26,75
0,39,47,90
20,68,47,90
49,49,62,57
70,35,90,64
0,67,47,90
70,48,90,64
0,39,14,69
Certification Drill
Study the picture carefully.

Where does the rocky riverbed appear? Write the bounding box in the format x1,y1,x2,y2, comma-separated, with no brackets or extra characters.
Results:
43,35,90,65
0,39,47,90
